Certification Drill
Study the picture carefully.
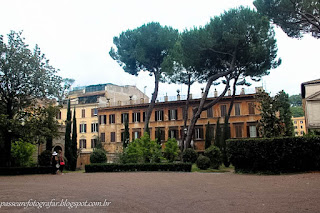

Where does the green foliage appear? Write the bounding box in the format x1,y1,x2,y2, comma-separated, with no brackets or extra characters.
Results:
214,118,222,148
254,0,320,39
205,122,214,149
221,117,231,167
204,145,222,169
196,155,211,170
64,100,72,170
38,150,52,166
182,148,198,164
70,107,78,171
289,94,302,107
290,106,304,117
0,31,71,166
123,114,129,148
11,139,36,167
90,149,107,164
164,138,179,162
120,133,162,164
85,163,192,173
227,137,320,173
257,90,294,137
275,91,294,136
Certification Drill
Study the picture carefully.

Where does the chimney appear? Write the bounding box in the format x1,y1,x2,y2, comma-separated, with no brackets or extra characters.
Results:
188,93,193,99
255,87,263,93
164,93,168,102
214,89,218,97
240,88,245,95
201,88,204,97
117,100,122,106
129,95,133,105
228,88,231,96
140,98,144,104
177,89,180,101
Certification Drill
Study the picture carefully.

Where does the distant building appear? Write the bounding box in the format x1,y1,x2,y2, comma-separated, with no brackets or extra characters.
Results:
292,117,306,136
99,90,261,162
301,79,320,133
56,83,148,168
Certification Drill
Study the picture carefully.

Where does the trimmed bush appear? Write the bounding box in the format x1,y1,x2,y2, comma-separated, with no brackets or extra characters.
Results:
90,149,107,164
38,150,52,166
182,148,198,164
0,167,52,176
164,138,179,162
227,136,320,173
85,163,192,172
204,145,222,169
196,155,211,170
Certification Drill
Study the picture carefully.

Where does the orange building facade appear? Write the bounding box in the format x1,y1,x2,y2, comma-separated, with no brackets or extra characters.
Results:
99,94,261,162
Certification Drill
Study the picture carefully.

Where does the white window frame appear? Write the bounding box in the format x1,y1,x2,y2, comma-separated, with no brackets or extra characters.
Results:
80,123,87,133
91,123,98,133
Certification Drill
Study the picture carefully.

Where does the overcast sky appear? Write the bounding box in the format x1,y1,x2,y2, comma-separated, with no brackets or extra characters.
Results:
1,0,319,99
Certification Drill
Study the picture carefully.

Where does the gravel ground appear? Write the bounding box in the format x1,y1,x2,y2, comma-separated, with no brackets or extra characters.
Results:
0,171,319,213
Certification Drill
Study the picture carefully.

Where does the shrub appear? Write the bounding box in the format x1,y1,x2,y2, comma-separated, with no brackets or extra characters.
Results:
90,149,107,164
11,139,36,167
182,148,198,163
164,138,179,162
38,150,52,166
227,136,320,173
120,133,162,164
204,145,222,169
85,163,192,172
196,155,211,170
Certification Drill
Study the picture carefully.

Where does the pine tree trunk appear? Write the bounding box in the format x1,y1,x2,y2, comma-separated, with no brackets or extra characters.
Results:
181,74,191,152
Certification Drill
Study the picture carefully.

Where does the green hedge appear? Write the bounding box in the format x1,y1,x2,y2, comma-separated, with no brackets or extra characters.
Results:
85,163,192,173
0,166,52,176
227,136,320,173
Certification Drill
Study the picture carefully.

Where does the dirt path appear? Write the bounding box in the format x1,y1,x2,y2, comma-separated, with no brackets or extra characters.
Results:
0,172,319,212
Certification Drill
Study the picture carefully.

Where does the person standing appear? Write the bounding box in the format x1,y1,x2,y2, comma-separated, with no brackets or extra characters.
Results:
58,150,65,175
51,151,59,174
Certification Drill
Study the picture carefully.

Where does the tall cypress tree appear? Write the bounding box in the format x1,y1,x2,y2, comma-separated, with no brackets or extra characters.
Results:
221,116,231,167
123,115,129,148
64,100,72,170
71,107,77,171
205,121,213,149
214,118,222,149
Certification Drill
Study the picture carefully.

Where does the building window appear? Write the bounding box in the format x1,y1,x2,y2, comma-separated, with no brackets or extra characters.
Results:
168,109,178,120
109,114,115,124
207,107,213,118
132,130,141,140
235,125,243,138
91,123,98,133
132,112,141,123
99,115,107,125
294,121,297,124
110,132,116,142
56,111,61,119
300,121,303,124
194,127,204,140
81,109,85,118
80,124,87,133
295,131,298,136
100,133,105,142
248,126,257,138
121,113,129,123
220,105,227,117
294,126,298,129
143,112,146,122
155,110,164,121
248,103,255,115
169,129,178,139
155,128,165,141
300,126,303,129
91,108,98,117
300,131,304,135
91,138,97,148
79,139,87,149
235,103,241,116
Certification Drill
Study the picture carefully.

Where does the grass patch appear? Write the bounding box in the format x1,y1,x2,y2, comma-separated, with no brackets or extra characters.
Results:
192,164,234,173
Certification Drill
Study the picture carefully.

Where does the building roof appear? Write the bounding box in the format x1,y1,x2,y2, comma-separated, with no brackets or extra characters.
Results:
301,79,320,98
